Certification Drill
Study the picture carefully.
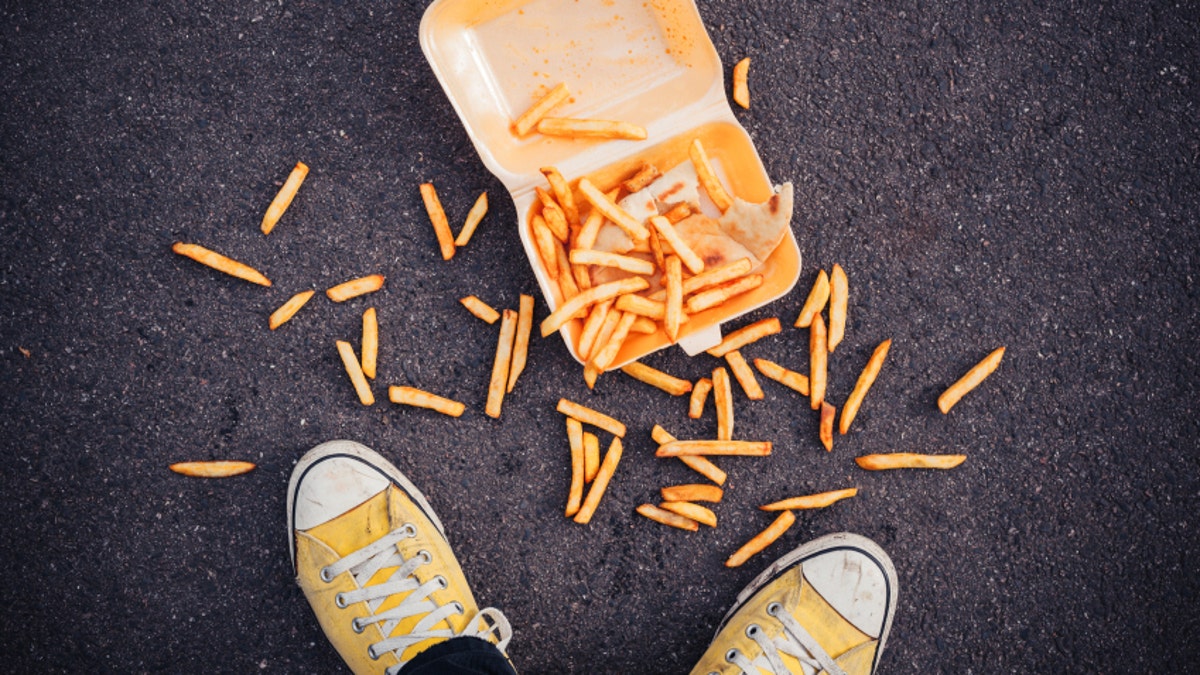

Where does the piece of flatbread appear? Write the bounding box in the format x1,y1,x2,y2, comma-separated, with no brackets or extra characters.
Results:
648,161,702,211
673,214,761,271
718,183,793,262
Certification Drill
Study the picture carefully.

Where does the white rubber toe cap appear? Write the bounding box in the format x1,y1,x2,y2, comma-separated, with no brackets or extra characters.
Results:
803,545,893,639
291,450,391,531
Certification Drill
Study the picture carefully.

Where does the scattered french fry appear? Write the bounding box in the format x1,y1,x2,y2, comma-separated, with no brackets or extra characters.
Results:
713,366,734,441
689,138,733,212
557,399,627,438
172,243,271,287
537,117,647,141
662,484,724,503
794,270,830,328
623,162,662,193
685,274,764,313
583,361,600,390
707,317,782,358
688,377,713,419
269,290,315,330
388,386,465,417
636,503,699,531
592,311,637,371
650,216,706,275
662,203,691,224
732,57,750,109
726,350,764,400
485,309,518,418
761,488,858,511
583,431,600,483
574,437,624,524
656,440,771,457
536,187,570,242
819,401,835,451
589,309,623,363
661,501,717,528
664,255,683,342
652,424,727,485
261,161,308,235
577,301,613,361
753,358,809,396
336,340,374,406
726,510,796,568
460,296,500,324
577,178,650,241
327,274,385,302
855,453,967,470
513,82,570,137
420,182,456,261
361,307,378,380
532,214,559,279
169,461,256,478
840,339,891,434
828,264,848,352
570,249,656,275
938,347,1006,414
810,314,827,409
455,192,489,246
621,362,693,396
541,277,649,337
507,294,534,393
540,167,579,225
566,418,585,517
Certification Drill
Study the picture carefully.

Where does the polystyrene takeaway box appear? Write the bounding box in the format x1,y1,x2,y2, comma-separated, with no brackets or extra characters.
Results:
420,0,801,367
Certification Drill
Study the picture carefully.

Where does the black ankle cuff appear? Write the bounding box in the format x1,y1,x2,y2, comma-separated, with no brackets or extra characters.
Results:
398,636,517,675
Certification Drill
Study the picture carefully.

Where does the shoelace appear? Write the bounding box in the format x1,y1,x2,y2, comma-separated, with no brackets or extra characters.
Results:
320,524,513,675
719,601,847,675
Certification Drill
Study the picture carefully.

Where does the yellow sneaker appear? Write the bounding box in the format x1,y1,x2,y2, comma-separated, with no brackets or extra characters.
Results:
288,440,513,675
690,533,898,675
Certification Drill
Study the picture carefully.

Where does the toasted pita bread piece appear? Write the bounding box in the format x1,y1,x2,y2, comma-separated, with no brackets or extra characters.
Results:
717,183,794,263
672,214,761,272
648,161,703,211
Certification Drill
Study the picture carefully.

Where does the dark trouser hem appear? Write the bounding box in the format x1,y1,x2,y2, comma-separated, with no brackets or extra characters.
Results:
398,636,517,675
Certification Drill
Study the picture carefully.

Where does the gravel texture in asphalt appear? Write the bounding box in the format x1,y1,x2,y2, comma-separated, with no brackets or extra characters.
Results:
1,0,1198,672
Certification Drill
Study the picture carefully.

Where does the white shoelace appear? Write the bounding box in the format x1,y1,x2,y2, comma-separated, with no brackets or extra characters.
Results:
320,524,513,675
720,601,846,675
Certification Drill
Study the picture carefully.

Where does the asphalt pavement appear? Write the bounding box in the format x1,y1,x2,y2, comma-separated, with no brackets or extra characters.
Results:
1,0,1198,672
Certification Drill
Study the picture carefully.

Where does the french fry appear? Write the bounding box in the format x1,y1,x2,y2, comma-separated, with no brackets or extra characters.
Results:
938,347,1006,414
652,424,727,485
261,162,309,235
484,309,518,418
662,203,692,224
726,350,764,400
828,264,848,352
172,243,271,287
566,418,585,517
726,511,796,568
689,377,713,419
537,117,647,141
361,307,378,379
713,366,734,441
685,274,764,313
540,277,649,338
575,188,620,250
572,259,592,292
388,386,465,417
540,167,579,225
557,398,627,438
583,361,600,390
636,503,699,531
660,501,717,528
460,296,500,324
647,222,666,272
753,358,810,396
662,484,724,503
682,258,753,295
269,290,315,330
732,57,750,109
506,294,535,393
664,255,682,342
513,82,570,137
589,308,623,362
591,311,637,371
819,401,835,451
855,453,967,470
536,187,570,242
649,216,705,274
336,340,374,406
616,294,670,320
573,437,624,524
623,162,661,193
621,362,693,396
810,314,827,409
420,182,456,261
554,242,582,304
707,317,782,358
327,274,385,302
169,461,256,478
583,431,600,483
577,300,613,361
760,488,857,511
455,191,489,246
689,138,733,212
532,214,559,279
570,249,656,276
840,339,891,434
656,440,771,457
630,316,658,334
794,269,830,328
577,178,650,241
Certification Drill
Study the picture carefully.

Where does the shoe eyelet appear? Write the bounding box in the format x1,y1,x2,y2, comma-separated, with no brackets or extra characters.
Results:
320,567,335,583
351,618,365,634
402,523,417,537
335,593,348,609
452,601,464,613
745,623,761,638
367,645,380,660
417,549,432,564
766,602,783,616
434,575,448,589
725,648,741,663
